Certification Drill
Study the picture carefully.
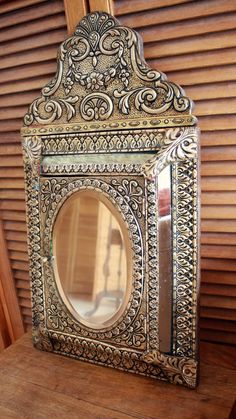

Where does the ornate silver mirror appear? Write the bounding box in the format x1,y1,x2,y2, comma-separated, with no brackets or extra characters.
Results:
21,11,200,388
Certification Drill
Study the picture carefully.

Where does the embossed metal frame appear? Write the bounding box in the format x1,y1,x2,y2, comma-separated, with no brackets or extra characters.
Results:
21,11,200,388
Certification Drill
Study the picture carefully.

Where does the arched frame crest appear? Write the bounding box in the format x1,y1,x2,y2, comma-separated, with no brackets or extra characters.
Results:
22,11,195,130
21,11,200,388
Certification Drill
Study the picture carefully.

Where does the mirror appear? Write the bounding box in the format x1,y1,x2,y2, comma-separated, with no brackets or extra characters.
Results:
158,166,172,353
22,10,199,388
53,190,132,329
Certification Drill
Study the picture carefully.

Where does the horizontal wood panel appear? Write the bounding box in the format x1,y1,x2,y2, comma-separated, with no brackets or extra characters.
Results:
201,146,236,161
9,251,28,262
11,261,29,272
0,29,66,59
25,322,32,331
0,201,26,211
201,220,236,233
186,82,236,101
201,206,236,219
0,0,46,14
0,169,24,178
0,156,23,167
200,295,236,310
0,133,23,143
14,271,30,281
150,47,236,72
0,45,58,71
0,180,25,189
201,258,236,271
115,0,192,15
7,242,28,252
201,177,236,191
201,283,236,297
3,221,27,233
0,1,64,30
0,190,26,200
198,115,236,131
0,92,43,108
18,298,31,309
200,329,236,345
201,245,236,259
21,307,32,317
144,32,236,59
138,13,236,44
0,76,54,96
5,232,28,242
200,318,236,333
168,65,236,87
0,144,22,155
200,306,236,321
200,131,236,147
0,61,56,85
116,1,236,27
201,162,236,176
1,212,26,223
201,192,236,205
201,270,236,285
17,289,31,299
16,280,30,292
196,98,236,116
0,13,65,44
201,233,236,245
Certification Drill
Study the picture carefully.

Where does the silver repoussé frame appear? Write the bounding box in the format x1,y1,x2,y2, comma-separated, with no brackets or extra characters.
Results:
21,11,200,388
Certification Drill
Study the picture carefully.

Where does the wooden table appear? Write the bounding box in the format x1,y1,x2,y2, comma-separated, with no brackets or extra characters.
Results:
0,333,235,419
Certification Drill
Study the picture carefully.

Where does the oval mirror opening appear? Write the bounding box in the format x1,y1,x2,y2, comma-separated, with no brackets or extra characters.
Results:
52,190,132,329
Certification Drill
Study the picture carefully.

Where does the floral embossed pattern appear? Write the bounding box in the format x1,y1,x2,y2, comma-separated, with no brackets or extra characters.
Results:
23,12,192,126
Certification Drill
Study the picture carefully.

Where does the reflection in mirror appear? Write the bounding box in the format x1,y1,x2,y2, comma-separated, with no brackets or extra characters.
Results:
158,165,172,353
53,191,131,329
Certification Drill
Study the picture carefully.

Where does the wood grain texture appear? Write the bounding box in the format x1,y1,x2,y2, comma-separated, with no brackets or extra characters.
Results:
89,0,114,14
0,298,11,351
0,332,235,418
0,0,68,338
114,0,236,346
0,219,24,346
64,0,88,34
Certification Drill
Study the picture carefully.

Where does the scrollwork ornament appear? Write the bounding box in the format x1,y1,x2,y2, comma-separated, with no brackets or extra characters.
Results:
24,96,79,126
23,11,192,126
32,325,53,352
141,127,198,179
142,350,197,388
110,179,143,218
22,136,41,176
80,93,114,120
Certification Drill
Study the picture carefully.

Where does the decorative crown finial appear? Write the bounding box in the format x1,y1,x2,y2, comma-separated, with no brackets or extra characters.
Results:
24,11,192,126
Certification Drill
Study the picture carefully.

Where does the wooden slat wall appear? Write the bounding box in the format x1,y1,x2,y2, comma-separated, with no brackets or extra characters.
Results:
0,0,67,332
114,0,236,345
1,0,235,346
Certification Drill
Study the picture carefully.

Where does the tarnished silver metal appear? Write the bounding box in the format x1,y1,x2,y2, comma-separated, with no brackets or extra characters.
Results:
21,11,200,388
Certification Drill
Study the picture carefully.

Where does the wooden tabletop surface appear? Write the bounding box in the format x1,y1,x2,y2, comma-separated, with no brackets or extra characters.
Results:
0,332,235,419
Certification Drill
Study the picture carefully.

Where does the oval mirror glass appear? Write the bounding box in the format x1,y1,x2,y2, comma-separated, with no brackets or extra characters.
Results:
53,191,132,329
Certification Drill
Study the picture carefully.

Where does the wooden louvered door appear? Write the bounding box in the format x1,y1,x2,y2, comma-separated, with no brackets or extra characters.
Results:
0,0,235,347
0,0,68,337
114,0,236,345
